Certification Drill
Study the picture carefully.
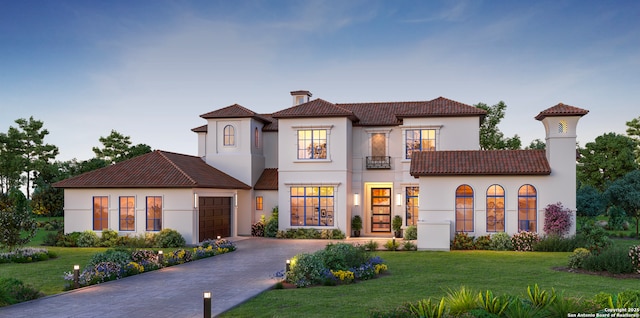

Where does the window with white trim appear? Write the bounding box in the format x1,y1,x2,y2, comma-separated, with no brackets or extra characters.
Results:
405,129,436,159
297,129,327,159
223,125,235,146
290,186,334,226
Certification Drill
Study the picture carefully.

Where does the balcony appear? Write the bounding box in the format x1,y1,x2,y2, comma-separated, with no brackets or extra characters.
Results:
366,156,391,169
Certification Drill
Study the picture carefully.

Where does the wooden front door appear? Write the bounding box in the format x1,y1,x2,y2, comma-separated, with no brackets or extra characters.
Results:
371,188,391,232
199,197,231,241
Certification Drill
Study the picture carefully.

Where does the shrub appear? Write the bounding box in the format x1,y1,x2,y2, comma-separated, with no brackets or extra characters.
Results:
582,246,635,274
630,245,640,274
320,229,346,239
100,229,119,247
477,290,509,316
489,232,512,251
286,253,326,287
451,232,474,250
404,225,417,240
251,215,265,237
579,221,612,252
533,234,586,252
408,298,446,318
154,229,185,248
321,243,369,271
543,202,573,236
88,249,132,267
0,247,54,263
164,249,193,265
511,231,539,252
76,230,100,247
474,235,491,250
264,206,279,238
364,240,379,251
384,239,400,251
607,205,627,231
0,278,43,307
568,248,591,269
446,286,477,316
131,250,161,270
402,240,417,251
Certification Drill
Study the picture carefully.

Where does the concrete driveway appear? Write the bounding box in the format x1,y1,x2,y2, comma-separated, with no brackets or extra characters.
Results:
0,238,332,317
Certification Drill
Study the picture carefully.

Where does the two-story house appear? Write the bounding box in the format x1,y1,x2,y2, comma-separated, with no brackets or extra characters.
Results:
54,90,588,250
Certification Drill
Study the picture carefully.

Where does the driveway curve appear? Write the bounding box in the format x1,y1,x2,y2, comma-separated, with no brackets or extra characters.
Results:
0,238,331,317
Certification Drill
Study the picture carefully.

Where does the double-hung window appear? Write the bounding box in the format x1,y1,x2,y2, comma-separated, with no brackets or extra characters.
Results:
146,196,162,231
297,129,327,159
405,129,436,159
119,196,135,231
93,196,108,231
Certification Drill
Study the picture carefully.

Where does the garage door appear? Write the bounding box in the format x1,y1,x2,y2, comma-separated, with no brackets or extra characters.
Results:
199,197,231,241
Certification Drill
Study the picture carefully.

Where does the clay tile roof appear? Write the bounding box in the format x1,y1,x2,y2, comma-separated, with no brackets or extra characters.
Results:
410,150,551,177
254,168,278,190
191,124,207,133
53,150,251,189
338,97,486,126
271,98,357,120
535,103,589,120
200,103,271,124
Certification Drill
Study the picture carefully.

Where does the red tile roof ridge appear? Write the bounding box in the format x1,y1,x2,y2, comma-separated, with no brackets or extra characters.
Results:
156,150,198,185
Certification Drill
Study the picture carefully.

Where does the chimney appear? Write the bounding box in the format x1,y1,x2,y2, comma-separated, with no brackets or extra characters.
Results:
290,90,312,106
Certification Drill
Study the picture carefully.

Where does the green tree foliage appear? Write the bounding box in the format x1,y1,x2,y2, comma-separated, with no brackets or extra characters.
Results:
92,130,152,164
475,101,522,150
577,133,638,191
525,139,546,150
15,117,59,199
604,170,640,238
627,116,640,163
0,127,24,195
0,188,37,251
576,185,605,217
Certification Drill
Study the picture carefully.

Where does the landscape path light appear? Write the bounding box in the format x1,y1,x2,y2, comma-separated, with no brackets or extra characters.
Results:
73,265,80,289
203,291,212,318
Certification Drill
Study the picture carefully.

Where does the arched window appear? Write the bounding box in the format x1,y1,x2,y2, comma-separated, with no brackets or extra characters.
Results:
518,185,537,232
455,185,474,232
486,185,505,232
223,125,235,146
254,127,260,148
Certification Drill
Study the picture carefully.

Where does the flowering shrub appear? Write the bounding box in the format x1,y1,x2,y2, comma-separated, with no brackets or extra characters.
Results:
543,202,572,236
164,249,193,266
124,262,145,276
201,238,237,252
568,248,591,269
511,231,540,252
489,232,513,251
0,247,55,263
330,270,355,283
64,261,125,289
374,263,388,274
474,235,492,250
193,245,216,259
629,245,640,274
251,216,265,237
452,232,475,250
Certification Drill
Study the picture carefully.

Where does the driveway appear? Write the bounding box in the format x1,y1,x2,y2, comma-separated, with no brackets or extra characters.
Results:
0,238,331,317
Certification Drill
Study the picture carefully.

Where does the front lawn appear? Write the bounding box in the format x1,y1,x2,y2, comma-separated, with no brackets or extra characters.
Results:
220,247,640,318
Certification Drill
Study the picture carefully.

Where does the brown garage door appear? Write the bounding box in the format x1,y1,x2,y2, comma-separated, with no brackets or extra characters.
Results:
199,197,231,241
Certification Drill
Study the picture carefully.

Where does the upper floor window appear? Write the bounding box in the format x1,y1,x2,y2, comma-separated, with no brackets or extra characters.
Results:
486,185,505,232
406,129,435,159
146,196,162,231
93,196,108,231
254,127,260,148
297,129,327,159
518,184,537,232
223,125,235,146
455,185,474,232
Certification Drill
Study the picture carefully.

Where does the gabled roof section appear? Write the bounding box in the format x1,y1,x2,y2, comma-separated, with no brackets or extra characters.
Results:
535,103,589,120
410,150,551,177
254,168,278,190
271,98,357,120
338,97,486,126
53,150,251,189
191,124,207,133
200,103,271,124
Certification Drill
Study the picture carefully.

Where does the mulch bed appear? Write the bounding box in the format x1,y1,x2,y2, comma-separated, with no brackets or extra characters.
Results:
552,266,640,279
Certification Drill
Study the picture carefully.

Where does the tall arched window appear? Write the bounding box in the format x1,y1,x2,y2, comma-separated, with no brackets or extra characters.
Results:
455,185,474,232
486,185,505,232
518,185,537,232
223,125,235,146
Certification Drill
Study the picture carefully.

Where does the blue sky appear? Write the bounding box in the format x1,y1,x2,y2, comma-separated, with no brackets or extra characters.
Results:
1,0,639,161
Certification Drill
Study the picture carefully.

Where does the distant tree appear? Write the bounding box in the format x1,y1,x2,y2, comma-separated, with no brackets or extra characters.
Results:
475,101,522,150
0,127,25,195
92,130,152,164
576,185,605,217
525,139,546,150
577,133,638,191
604,170,640,238
0,188,37,251
627,116,640,163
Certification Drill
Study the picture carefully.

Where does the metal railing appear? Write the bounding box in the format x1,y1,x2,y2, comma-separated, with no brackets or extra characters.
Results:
366,156,391,169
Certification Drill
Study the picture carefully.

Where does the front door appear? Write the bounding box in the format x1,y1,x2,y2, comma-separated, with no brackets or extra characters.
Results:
371,188,391,232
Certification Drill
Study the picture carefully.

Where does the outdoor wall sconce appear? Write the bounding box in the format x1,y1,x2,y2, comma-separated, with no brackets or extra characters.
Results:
194,193,198,209
73,265,80,289
354,193,360,206
203,291,212,318
396,193,403,206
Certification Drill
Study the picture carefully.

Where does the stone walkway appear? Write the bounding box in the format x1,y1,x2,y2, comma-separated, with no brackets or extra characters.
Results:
0,237,333,317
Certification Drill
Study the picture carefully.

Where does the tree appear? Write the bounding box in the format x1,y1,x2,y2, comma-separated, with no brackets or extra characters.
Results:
13,117,59,199
627,116,640,163
0,188,37,251
92,130,152,164
577,133,638,191
0,127,25,195
525,139,546,150
475,101,522,150
604,170,640,238
576,185,605,217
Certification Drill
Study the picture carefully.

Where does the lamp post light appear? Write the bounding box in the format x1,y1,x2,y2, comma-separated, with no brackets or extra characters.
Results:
216,235,221,240
158,250,164,265
73,265,80,289
285,259,291,272
203,291,212,318
392,236,396,251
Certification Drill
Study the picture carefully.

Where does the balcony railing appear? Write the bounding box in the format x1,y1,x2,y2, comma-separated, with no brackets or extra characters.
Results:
366,156,391,169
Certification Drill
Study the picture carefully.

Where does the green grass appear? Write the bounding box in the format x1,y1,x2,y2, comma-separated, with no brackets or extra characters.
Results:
220,246,640,318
